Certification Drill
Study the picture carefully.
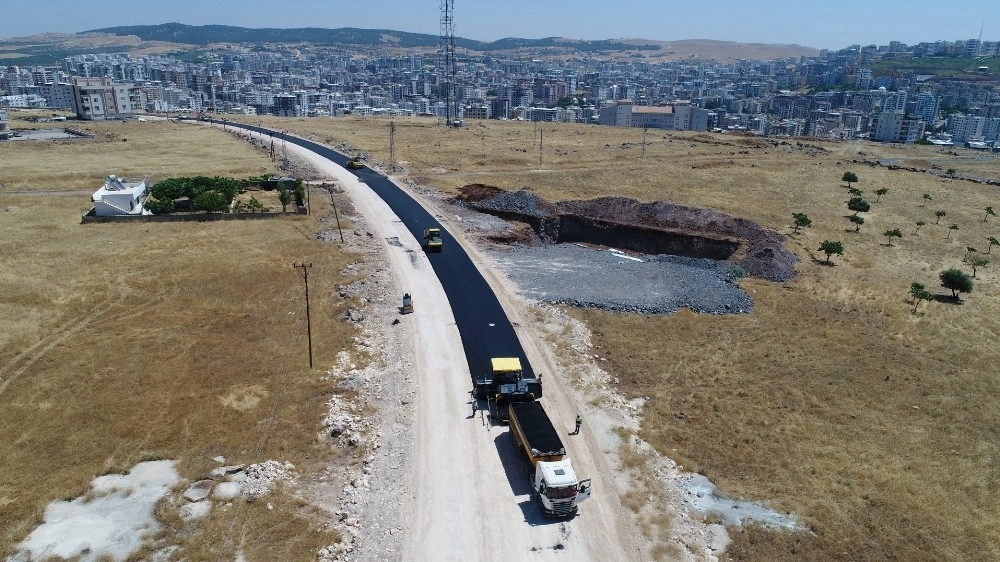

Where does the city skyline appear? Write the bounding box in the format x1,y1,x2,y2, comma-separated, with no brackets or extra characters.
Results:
3,0,999,52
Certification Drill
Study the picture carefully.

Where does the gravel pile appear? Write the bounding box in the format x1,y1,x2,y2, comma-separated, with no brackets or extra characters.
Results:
461,188,798,284
490,245,753,315
242,460,296,500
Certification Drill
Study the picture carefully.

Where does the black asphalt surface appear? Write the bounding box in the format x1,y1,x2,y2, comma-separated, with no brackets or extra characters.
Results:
215,120,537,384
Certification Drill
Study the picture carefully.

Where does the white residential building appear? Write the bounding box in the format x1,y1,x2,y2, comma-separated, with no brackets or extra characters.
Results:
871,112,924,143
915,92,939,124
91,175,150,216
0,110,8,140
947,114,1000,143
599,101,708,131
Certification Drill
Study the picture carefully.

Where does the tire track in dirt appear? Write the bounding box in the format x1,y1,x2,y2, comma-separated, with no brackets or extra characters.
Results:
0,295,125,398
0,272,167,399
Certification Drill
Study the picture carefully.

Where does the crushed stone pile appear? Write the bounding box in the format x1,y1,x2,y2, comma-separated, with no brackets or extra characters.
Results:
459,186,798,283
242,460,296,500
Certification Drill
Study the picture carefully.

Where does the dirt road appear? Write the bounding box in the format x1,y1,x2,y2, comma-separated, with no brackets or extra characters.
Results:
287,142,647,561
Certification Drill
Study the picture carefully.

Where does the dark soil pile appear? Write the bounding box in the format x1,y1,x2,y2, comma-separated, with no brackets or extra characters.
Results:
456,185,798,282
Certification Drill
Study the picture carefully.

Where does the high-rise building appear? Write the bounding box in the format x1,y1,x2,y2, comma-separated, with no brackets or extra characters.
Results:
915,92,939,124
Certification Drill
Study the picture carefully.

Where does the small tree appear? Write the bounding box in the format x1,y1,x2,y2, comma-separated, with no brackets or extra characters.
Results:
792,212,812,233
848,187,864,197
818,240,844,264
849,214,865,231
964,247,979,261
884,228,902,246
842,171,859,187
875,188,888,202
278,188,293,212
922,193,932,207
193,190,230,213
946,168,956,178
987,236,1000,254
939,268,973,299
848,197,870,215
934,210,947,224
947,223,959,238
909,282,934,313
914,220,926,234
969,256,989,277
984,206,995,222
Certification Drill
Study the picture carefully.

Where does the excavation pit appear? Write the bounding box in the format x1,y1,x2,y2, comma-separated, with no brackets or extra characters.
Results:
456,185,798,315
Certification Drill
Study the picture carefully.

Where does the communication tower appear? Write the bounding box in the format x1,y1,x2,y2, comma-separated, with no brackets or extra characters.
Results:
439,0,457,125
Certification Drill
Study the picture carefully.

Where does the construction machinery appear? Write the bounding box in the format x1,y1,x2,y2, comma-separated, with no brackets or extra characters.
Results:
473,357,541,421
346,156,364,169
508,401,592,517
400,293,414,314
423,227,443,252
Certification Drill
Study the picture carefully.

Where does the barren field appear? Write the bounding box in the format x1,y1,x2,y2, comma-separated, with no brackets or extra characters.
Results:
232,115,1000,561
1,114,276,192
0,122,359,559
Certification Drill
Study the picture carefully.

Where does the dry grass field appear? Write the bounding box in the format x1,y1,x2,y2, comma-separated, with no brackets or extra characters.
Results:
2,114,275,192
235,115,1000,561
0,120,359,559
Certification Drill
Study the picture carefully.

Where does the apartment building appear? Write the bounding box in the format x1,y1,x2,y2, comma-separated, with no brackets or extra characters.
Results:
947,114,1000,142
70,77,136,120
41,83,74,109
871,111,925,143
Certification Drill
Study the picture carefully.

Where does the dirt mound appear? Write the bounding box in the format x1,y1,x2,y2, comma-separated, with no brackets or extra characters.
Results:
457,184,558,219
463,186,798,282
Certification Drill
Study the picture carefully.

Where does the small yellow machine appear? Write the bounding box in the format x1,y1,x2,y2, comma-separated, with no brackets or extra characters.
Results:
423,228,442,252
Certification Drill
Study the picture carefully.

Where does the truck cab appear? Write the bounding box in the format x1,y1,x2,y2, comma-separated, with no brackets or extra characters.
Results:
507,401,593,517
535,459,592,516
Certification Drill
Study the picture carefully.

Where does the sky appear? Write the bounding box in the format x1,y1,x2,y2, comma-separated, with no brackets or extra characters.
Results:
3,0,999,51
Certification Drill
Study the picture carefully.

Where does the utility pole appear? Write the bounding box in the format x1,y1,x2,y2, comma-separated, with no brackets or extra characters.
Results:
538,128,543,166
293,263,314,369
329,185,344,243
389,121,396,168
642,126,648,159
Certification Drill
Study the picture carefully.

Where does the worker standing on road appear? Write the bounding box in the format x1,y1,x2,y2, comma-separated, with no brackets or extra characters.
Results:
574,414,582,435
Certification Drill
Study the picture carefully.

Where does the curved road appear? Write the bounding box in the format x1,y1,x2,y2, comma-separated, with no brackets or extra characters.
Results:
224,121,536,385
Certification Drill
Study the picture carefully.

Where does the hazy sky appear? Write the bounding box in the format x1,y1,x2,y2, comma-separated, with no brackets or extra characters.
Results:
4,0,999,50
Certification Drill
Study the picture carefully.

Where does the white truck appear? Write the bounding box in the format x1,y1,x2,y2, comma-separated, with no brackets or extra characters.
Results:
508,400,592,517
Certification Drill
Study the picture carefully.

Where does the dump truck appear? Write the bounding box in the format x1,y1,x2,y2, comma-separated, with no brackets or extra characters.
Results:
473,357,541,421
508,401,592,517
346,156,364,169
423,227,442,252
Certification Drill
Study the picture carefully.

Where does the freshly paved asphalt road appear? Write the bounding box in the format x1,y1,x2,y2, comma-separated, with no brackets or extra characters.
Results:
220,121,536,384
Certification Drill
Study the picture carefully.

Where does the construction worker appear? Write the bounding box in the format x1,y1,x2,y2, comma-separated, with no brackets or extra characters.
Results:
574,414,582,435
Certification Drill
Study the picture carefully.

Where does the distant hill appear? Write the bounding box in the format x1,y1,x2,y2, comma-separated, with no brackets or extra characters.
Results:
86,23,662,53
0,23,819,65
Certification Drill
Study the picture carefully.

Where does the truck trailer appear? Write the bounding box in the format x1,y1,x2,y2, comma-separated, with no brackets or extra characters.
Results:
508,401,592,517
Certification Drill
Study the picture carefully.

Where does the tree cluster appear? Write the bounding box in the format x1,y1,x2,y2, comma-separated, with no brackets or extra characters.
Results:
145,176,241,215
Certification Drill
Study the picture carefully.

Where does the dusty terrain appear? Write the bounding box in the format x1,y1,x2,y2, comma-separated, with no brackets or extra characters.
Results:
282,135,727,561
4,114,1000,561
232,115,1000,561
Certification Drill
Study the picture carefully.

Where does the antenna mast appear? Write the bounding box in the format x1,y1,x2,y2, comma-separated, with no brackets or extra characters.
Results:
439,0,456,125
